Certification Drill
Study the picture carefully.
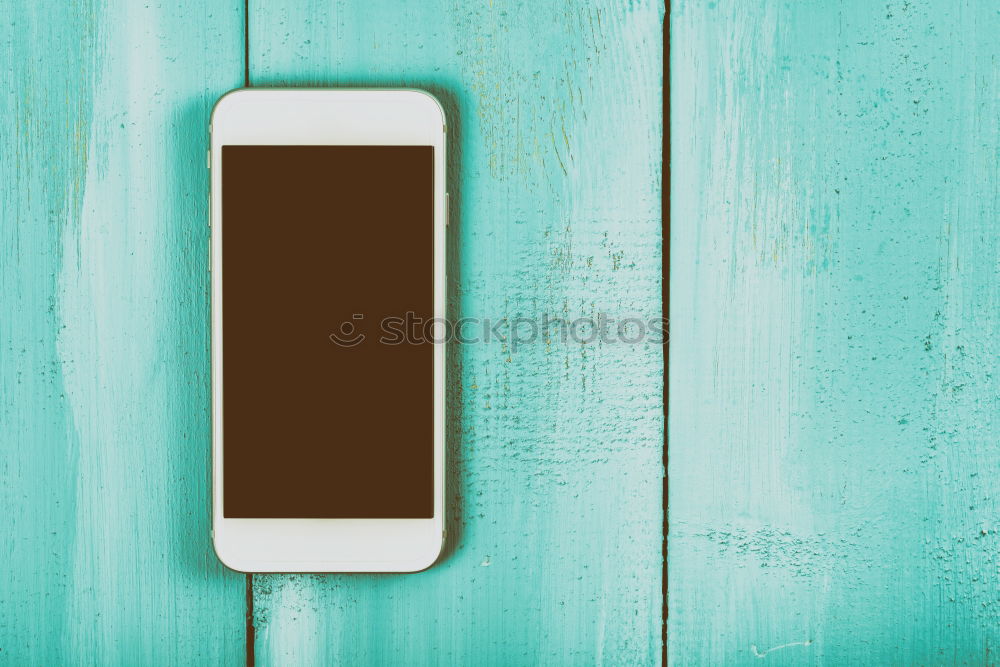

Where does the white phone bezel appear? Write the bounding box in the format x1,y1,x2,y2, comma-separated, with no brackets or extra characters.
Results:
209,89,447,573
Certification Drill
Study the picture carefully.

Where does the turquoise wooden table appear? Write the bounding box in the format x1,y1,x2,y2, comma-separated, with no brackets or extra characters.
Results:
2,0,663,664
4,0,999,665
670,1,999,665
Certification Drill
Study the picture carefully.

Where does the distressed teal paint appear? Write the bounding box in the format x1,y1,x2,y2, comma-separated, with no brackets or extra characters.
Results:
3,1,662,662
0,1,246,663
249,1,664,664
669,0,1000,664
5,0,1000,662
0,3,95,660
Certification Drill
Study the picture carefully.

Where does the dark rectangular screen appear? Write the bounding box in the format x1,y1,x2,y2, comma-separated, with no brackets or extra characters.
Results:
222,145,433,518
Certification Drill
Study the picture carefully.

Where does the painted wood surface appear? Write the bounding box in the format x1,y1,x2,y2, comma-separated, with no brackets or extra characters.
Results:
248,1,664,664
0,1,247,663
669,0,1000,664
8,0,1000,664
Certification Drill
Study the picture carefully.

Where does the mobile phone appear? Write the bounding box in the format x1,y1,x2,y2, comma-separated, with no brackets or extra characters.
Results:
209,89,446,572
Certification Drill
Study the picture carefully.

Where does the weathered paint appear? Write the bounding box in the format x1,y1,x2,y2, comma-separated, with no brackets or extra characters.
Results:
0,1,246,663
669,0,1000,664
248,0,665,664
8,0,1000,663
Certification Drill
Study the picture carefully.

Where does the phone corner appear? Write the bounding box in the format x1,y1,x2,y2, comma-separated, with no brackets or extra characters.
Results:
209,87,252,128
403,529,448,573
211,533,254,574
406,88,447,127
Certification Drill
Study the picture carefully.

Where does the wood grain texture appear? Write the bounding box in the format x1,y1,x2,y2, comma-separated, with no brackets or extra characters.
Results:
669,0,999,664
0,1,246,663
248,1,664,664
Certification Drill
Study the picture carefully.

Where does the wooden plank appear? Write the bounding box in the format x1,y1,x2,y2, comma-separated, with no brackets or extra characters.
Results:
0,1,247,663
248,1,664,664
669,0,1000,663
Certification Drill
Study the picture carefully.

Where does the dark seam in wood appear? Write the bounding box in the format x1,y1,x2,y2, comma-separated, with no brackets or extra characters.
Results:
246,574,256,666
244,0,250,86
662,1,670,665
243,4,253,666
243,2,253,665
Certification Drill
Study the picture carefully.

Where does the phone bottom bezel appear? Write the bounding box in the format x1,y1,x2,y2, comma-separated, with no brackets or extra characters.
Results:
213,517,445,573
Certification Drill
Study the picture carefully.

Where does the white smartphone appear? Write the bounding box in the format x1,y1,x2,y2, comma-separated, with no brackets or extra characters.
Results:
209,89,447,572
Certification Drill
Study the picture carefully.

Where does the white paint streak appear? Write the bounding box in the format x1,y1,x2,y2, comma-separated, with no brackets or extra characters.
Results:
751,639,813,658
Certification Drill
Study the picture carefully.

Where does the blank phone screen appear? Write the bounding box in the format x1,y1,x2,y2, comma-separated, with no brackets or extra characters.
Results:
221,145,434,518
